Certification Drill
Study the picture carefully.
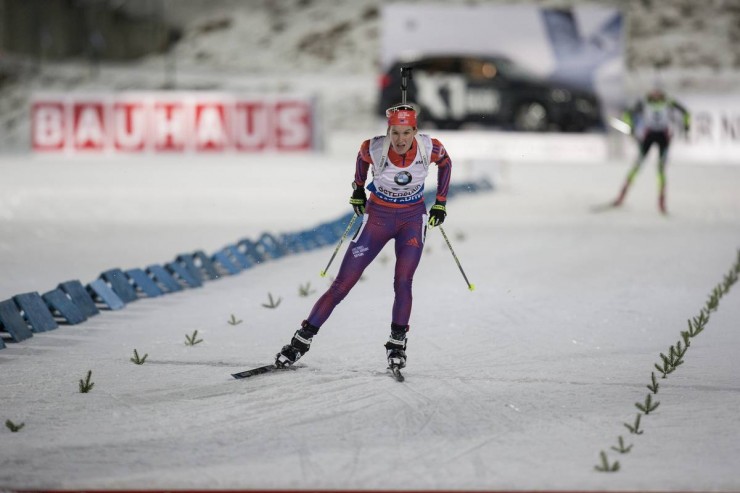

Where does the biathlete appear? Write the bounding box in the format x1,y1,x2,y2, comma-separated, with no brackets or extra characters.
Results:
275,104,452,371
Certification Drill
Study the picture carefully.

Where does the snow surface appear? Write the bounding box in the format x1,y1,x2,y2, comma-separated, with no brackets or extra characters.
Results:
2,1,740,490
1,146,740,491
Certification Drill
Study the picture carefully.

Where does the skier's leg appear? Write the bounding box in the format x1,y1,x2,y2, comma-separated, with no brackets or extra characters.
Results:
657,134,670,214
385,207,426,369
391,211,426,326
276,213,393,366
614,137,650,206
305,213,392,327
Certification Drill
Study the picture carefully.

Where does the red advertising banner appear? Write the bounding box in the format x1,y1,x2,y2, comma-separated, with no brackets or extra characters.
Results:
31,93,316,153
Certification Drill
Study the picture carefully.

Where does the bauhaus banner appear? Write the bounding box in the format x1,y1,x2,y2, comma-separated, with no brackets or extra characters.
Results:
31,92,318,154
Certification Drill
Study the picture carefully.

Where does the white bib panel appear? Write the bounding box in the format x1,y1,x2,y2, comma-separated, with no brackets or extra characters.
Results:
366,134,432,205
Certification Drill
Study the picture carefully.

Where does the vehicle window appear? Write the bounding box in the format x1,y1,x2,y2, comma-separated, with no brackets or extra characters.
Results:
495,58,539,82
416,58,459,74
463,59,498,80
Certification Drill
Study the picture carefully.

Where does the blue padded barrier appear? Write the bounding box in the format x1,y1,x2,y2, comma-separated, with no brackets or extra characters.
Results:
146,264,183,293
193,250,221,280
43,288,87,325
278,232,305,254
235,240,262,265
100,268,138,303
256,233,288,260
126,268,164,298
87,279,126,310
313,224,339,246
0,299,34,342
227,245,254,269
175,253,205,283
166,261,202,288
59,280,99,318
211,250,242,275
14,292,58,332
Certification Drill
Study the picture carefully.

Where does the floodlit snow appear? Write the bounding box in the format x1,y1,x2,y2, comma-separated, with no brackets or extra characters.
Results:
2,1,740,490
1,144,740,491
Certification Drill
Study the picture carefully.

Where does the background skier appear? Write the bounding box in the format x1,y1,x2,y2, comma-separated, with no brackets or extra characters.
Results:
612,87,691,214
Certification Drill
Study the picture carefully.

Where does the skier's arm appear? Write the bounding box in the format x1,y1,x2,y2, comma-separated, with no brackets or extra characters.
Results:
431,138,451,203
353,139,372,188
622,100,643,132
671,100,691,131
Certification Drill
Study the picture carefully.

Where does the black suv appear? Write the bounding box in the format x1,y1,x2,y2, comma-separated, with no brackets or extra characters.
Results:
378,55,604,132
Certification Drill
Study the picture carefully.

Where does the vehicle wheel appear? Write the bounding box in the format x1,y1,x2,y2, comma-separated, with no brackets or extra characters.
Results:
513,102,548,131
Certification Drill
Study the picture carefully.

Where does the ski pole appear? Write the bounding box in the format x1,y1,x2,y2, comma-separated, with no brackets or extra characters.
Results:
320,215,358,277
438,226,475,291
400,66,412,104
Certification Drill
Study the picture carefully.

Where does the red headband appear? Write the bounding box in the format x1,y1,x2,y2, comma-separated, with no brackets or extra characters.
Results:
388,109,417,127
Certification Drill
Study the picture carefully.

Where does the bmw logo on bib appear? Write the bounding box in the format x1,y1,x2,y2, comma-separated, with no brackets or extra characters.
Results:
394,171,412,186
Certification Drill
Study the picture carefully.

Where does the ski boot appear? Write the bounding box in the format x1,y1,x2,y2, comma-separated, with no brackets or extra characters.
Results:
384,323,409,369
275,320,319,368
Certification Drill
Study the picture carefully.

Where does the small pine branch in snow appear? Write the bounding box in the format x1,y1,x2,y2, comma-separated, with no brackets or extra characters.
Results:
669,341,686,365
624,414,643,435
601,255,739,473
705,286,721,312
610,436,633,454
722,270,737,293
79,370,94,393
594,451,620,472
5,419,25,432
227,314,243,325
654,356,675,379
686,311,708,338
635,393,660,415
130,349,148,365
261,293,282,309
298,282,315,297
647,372,659,394
185,330,203,346
680,330,691,348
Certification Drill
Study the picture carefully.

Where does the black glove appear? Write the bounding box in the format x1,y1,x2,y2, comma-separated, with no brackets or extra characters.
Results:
350,184,367,215
428,200,446,227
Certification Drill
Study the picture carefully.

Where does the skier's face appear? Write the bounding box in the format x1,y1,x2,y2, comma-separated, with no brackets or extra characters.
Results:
389,125,417,155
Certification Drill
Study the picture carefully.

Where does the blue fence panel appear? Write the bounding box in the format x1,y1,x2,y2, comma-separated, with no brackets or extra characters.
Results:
14,292,58,332
193,250,221,280
59,280,99,318
43,288,87,325
235,240,262,265
88,279,125,310
166,261,202,288
126,268,164,298
211,250,242,275
100,268,138,303
227,245,254,269
176,253,204,283
146,264,183,293
0,299,33,342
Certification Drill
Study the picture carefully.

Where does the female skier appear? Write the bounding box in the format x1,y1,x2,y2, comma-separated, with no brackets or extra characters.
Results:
275,104,452,371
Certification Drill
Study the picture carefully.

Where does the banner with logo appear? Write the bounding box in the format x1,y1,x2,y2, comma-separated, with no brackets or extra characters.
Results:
31,92,318,154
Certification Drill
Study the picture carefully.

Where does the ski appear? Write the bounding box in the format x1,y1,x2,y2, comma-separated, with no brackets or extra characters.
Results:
589,202,619,213
231,364,294,379
388,365,405,382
